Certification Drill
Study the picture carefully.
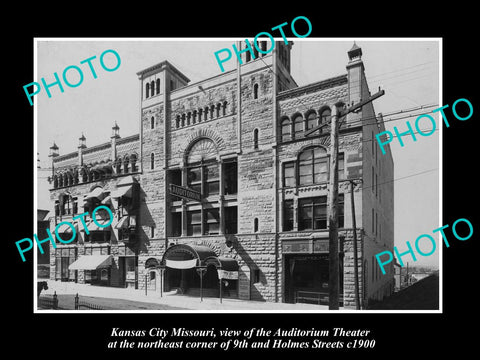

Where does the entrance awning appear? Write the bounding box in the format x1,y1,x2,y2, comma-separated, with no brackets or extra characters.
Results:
111,186,132,198
69,255,112,270
204,256,239,271
166,259,198,269
204,256,239,279
161,244,217,269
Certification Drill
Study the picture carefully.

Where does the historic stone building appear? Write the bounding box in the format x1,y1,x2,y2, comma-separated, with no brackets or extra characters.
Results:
46,41,394,308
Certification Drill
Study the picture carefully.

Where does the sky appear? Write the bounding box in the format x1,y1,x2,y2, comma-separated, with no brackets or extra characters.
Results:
35,38,440,268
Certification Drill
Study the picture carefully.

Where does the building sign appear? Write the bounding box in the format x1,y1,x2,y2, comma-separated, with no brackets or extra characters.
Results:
217,269,239,280
169,184,202,202
282,239,331,254
283,239,313,254
313,239,329,253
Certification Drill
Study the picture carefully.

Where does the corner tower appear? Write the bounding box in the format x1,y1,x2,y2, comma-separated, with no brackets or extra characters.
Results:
136,61,190,241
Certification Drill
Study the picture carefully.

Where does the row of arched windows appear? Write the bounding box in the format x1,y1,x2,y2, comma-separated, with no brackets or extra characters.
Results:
280,107,332,142
175,101,228,129
52,154,138,189
244,40,269,63
146,79,160,99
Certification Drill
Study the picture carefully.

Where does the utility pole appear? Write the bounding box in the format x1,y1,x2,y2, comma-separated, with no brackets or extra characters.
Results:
350,180,361,310
328,105,340,310
308,89,385,311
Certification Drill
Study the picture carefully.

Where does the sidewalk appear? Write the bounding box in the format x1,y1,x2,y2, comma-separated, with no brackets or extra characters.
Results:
40,280,346,311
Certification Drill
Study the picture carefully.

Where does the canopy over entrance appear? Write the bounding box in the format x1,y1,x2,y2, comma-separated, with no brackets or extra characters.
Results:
161,244,217,269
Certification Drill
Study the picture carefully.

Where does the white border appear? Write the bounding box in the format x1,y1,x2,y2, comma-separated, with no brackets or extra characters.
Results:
33,37,443,314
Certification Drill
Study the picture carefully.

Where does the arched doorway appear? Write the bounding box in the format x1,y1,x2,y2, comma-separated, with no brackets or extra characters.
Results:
161,244,239,299
161,244,217,294
145,258,161,292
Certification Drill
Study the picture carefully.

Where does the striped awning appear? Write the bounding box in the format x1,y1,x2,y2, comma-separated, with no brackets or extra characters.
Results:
86,219,112,231
56,222,75,234
69,255,112,270
84,187,107,200
165,259,198,269
111,186,132,199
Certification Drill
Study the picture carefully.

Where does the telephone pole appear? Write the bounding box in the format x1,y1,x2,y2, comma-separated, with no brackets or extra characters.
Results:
328,105,340,310
314,89,385,310
350,180,361,310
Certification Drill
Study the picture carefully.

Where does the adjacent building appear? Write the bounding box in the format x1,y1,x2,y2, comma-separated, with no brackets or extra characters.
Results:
45,41,395,308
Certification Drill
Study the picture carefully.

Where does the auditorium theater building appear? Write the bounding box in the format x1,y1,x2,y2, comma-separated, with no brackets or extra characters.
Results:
46,41,394,309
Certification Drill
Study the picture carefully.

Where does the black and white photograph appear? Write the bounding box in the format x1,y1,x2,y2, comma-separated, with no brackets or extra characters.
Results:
8,8,478,356
34,39,440,313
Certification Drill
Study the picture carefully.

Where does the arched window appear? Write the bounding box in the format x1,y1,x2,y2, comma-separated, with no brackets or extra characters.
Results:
156,79,160,95
253,83,259,99
261,41,267,54
198,109,203,122
222,101,227,116
150,80,155,95
281,117,291,142
254,218,259,232
123,156,130,173
176,115,181,128
115,159,121,175
130,153,137,172
306,111,318,131
82,168,88,182
246,47,251,62
192,110,197,124
53,175,58,188
150,153,155,170
186,138,219,196
73,169,79,184
293,114,304,139
253,129,259,149
181,114,186,127
185,139,220,236
320,107,332,125
151,116,155,129
187,112,191,126
146,83,150,98
216,103,221,117
204,107,209,121
299,147,328,185
210,105,215,119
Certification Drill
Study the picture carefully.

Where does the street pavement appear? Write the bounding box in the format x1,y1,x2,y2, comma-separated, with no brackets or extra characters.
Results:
38,280,346,311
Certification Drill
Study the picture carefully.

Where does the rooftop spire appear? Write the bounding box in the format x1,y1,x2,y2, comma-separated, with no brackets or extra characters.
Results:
348,41,363,62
